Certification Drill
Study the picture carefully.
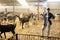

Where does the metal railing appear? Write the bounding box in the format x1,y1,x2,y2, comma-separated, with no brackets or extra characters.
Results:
0,34,60,40
15,34,60,40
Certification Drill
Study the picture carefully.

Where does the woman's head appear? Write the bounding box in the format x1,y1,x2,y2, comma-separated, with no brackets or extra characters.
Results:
47,8,50,10
47,8,50,13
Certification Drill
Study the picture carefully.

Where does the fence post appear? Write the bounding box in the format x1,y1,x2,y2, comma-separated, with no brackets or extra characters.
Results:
16,34,18,40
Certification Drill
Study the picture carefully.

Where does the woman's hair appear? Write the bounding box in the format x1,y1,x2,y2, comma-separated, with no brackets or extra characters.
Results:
47,8,50,10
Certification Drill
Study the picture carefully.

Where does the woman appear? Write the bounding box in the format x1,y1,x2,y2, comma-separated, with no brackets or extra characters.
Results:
42,8,55,37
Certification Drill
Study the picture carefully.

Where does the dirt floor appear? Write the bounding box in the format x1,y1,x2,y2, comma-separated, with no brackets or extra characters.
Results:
1,17,60,39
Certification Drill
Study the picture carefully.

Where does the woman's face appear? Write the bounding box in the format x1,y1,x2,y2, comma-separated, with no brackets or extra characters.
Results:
47,9,50,13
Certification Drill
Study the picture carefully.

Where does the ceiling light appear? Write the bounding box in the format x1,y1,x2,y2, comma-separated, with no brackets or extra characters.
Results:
17,0,29,7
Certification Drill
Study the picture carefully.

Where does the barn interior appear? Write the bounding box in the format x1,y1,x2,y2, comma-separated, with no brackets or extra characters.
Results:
0,0,60,40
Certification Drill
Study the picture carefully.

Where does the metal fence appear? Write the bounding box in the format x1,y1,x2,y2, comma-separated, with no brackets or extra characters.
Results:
0,34,60,40
50,9,60,15
15,34,60,40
